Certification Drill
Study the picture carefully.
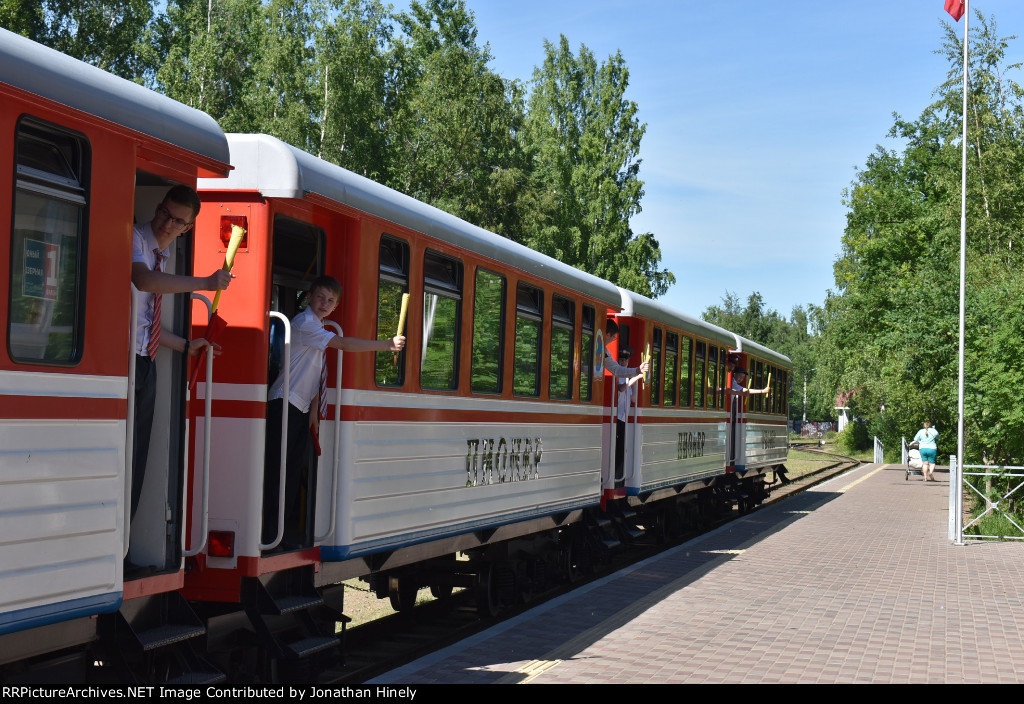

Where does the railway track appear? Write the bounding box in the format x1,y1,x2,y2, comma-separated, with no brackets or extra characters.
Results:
322,447,862,684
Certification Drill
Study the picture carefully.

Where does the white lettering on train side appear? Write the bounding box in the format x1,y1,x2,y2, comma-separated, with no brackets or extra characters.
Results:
466,437,543,486
677,431,706,460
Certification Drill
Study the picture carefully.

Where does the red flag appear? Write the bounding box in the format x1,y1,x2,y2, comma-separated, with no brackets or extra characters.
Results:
945,0,965,22
188,311,227,392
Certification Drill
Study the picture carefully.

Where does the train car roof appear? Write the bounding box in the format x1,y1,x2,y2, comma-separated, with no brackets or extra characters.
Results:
734,336,791,368
0,29,230,172
617,288,791,367
199,133,622,306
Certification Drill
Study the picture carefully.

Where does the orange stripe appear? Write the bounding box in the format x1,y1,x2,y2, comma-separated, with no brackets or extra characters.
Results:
640,414,730,425
0,396,125,420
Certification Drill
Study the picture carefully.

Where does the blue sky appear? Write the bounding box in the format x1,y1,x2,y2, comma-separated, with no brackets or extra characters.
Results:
440,1,1024,321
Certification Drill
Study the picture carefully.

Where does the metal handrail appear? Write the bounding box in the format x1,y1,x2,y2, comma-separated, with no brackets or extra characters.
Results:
124,290,138,559
314,322,343,543
609,384,621,484
183,293,214,557
625,378,641,484
260,312,291,551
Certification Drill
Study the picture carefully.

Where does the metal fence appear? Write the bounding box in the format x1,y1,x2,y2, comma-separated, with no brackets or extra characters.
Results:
873,436,884,464
949,455,1024,543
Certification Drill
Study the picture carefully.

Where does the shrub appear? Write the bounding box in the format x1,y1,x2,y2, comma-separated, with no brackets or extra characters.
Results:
837,420,870,453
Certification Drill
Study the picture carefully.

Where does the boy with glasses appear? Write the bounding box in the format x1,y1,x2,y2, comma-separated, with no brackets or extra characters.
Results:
129,185,232,529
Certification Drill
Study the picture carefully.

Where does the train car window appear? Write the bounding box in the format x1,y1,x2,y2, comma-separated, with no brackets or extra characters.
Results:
707,345,719,410
650,328,662,406
375,235,408,386
694,341,706,409
549,294,574,400
471,268,505,394
268,216,325,384
781,369,787,415
663,332,678,407
513,283,543,397
754,360,764,413
761,361,768,413
579,305,595,401
9,118,90,365
783,370,790,416
272,216,323,287
680,336,692,407
718,347,727,410
420,250,462,390
772,366,780,414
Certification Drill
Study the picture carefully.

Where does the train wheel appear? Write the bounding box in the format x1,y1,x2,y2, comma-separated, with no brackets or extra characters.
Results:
567,533,594,582
429,583,454,600
388,577,419,612
476,564,500,617
495,565,516,606
517,562,536,604
664,504,688,541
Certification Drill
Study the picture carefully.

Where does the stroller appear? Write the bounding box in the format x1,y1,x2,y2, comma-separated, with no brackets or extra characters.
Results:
906,440,923,481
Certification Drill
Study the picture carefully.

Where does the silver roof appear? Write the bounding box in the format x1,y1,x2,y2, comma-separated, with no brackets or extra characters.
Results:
617,288,791,367
198,133,622,306
734,336,791,367
1,29,229,170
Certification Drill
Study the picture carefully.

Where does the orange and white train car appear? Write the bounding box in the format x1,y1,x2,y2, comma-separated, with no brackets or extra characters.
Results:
187,133,622,612
602,290,791,513
0,29,230,677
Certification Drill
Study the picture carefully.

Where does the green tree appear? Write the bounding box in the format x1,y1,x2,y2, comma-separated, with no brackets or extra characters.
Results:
702,291,823,420
1,0,157,81
154,0,266,123
384,0,533,240
246,0,324,148
819,10,1024,463
314,0,400,180
524,35,673,297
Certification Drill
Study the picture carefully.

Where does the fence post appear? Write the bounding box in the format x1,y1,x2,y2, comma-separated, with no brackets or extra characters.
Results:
901,437,907,466
949,454,964,545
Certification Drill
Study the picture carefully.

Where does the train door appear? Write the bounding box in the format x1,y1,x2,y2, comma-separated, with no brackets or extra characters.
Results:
603,319,641,496
726,352,746,473
261,214,325,552
126,177,193,574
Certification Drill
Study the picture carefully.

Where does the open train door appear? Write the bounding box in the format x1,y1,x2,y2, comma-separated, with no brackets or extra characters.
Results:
726,353,746,474
601,317,643,503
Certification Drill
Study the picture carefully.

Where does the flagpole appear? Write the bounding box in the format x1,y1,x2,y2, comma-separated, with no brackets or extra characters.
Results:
954,0,968,545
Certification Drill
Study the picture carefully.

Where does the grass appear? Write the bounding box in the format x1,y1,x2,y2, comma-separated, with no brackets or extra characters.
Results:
784,448,844,480
964,509,1024,539
340,577,469,629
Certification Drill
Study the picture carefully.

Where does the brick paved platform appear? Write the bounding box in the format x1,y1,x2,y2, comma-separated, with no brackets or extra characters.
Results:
372,464,1024,684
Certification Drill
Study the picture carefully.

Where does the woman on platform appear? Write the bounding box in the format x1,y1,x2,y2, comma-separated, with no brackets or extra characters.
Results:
913,421,939,482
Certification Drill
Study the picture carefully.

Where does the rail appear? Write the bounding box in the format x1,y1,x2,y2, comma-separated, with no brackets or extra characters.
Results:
260,311,291,552
124,291,137,558
873,436,884,464
314,321,343,543
183,293,215,557
609,374,642,486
